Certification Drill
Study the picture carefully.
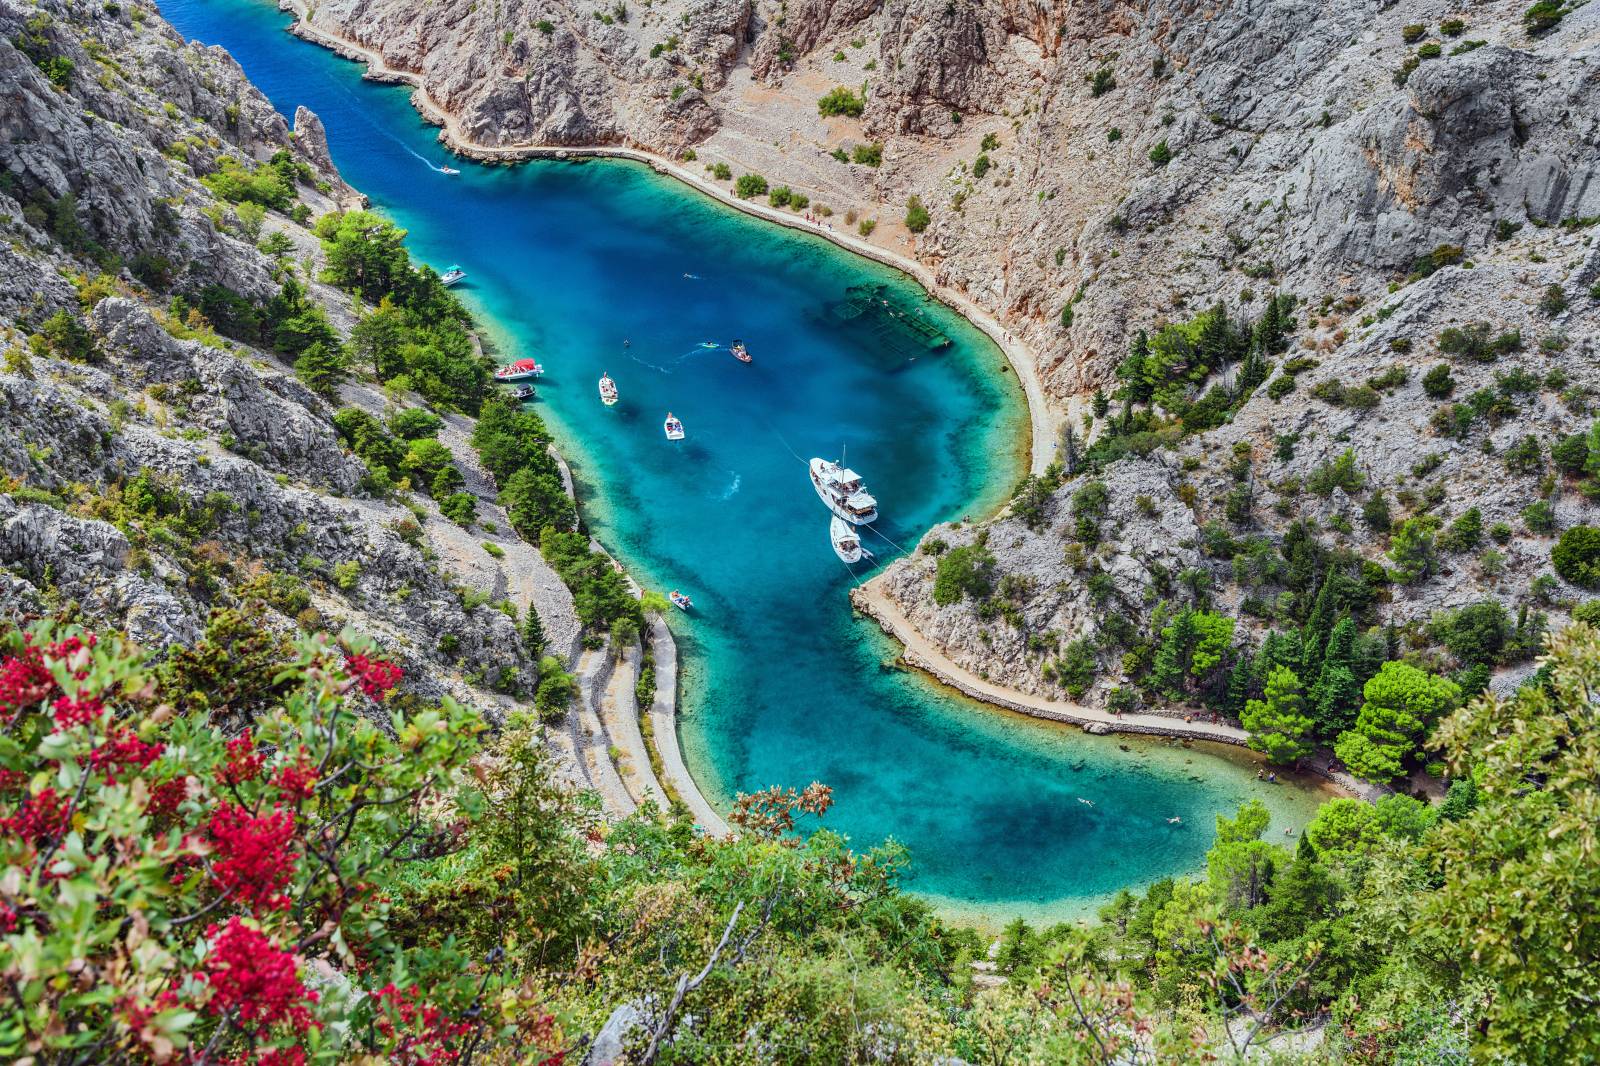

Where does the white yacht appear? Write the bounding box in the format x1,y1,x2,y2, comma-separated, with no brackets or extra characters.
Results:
664,412,685,440
830,516,872,564
809,457,878,525
598,373,618,406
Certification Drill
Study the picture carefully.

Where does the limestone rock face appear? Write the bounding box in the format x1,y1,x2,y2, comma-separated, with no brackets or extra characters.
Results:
0,0,582,736
306,0,748,153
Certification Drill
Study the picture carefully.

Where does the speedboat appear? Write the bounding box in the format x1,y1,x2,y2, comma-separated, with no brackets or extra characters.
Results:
509,383,536,400
598,373,618,406
440,264,466,286
669,590,692,611
698,341,720,349
731,340,752,364
494,358,543,382
809,457,878,525
663,412,685,440
440,165,461,175
830,516,872,564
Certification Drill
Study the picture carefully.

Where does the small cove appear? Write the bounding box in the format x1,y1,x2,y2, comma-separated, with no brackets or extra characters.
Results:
161,0,1326,918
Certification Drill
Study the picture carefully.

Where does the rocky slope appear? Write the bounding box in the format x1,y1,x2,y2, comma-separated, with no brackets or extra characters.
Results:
0,0,595,743
288,0,1600,721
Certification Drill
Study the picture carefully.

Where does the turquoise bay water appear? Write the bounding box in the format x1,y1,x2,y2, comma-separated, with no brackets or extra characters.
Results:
161,0,1324,917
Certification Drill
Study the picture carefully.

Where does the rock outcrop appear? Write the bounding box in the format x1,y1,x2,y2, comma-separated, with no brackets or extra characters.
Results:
0,0,584,750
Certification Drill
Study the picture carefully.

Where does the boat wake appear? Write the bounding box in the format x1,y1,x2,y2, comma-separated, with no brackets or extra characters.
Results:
403,145,455,174
717,472,741,500
625,345,722,375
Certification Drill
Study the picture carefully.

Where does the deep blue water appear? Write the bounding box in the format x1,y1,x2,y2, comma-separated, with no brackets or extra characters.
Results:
159,0,1321,918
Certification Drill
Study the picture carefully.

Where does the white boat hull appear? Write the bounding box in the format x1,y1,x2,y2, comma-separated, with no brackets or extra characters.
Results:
810,459,877,525
830,518,862,564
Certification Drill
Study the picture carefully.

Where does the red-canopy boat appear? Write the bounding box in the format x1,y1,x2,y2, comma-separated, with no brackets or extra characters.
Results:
494,358,544,381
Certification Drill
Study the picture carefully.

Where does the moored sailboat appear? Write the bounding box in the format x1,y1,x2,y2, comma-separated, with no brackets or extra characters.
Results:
598,373,618,406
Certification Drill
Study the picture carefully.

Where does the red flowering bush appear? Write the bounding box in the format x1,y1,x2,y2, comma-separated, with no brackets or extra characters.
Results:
0,622,567,1063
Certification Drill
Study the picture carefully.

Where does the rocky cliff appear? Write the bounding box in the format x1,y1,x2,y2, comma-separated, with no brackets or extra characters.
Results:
0,0,586,738
289,0,1600,724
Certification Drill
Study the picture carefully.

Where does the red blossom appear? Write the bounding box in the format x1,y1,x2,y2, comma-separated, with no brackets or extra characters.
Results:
207,804,298,912
344,653,403,701
87,728,164,785
273,750,318,802
0,903,17,933
1,787,71,847
200,918,319,1035
168,851,202,889
216,730,266,788
257,1048,308,1066
374,983,477,1066
50,691,105,729
0,643,55,713
146,778,190,820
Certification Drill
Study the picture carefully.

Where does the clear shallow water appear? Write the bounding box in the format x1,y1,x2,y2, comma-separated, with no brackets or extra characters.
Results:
160,0,1325,917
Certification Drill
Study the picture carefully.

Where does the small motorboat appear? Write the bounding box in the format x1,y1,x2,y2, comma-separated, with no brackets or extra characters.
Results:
669,590,692,611
663,412,685,441
440,264,466,286
439,165,461,175
598,373,618,406
830,516,871,564
494,358,544,382
731,340,752,364
698,341,721,349
509,383,536,400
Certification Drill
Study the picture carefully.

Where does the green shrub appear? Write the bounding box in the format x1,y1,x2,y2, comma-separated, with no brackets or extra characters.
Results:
711,162,732,180
1523,1,1565,33
1523,499,1556,533
1552,526,1600,586
733,173,769,199
1539,284,1568,316
332,559,362,591
933,544,995,605
1401,23,1426,42
904,195,931,234
1149,139,1172,167
858,219,877,237
1440,17,1466,35
851,142,883,166
441,492,477,526
971,153,991,179
1088,67,1116,96
817,87,866,117
1416,42,1442,58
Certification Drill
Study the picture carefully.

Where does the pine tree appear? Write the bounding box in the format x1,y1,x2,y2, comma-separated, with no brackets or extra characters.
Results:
1150,610,1198,697
1224,649,1254,717
1091,388,1110,418
1242,665,1314,765
521,607,546,659
293,340,346,400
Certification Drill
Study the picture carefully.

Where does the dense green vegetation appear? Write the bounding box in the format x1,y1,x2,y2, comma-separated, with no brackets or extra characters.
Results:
10,615,1596,1062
